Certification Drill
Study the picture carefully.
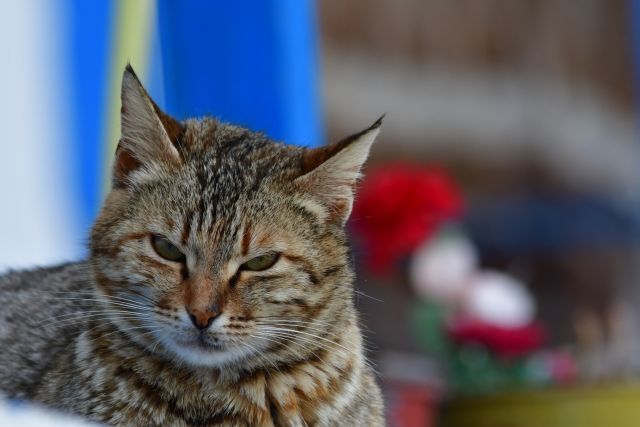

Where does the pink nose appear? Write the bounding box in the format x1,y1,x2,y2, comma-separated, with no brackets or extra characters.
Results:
187,307,220,329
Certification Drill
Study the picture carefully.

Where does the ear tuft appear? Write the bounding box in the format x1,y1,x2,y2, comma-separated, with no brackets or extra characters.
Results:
301,115,383,175
114,65,182,188
295,116,383,225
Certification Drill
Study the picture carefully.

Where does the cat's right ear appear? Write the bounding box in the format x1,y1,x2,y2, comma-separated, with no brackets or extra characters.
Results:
113,64,183,188
294,117,382,225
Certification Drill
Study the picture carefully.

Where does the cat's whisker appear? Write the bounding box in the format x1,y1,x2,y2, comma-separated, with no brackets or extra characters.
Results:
40,308,150,323
46,314,150,329
42,303,150,321
259,327,379,375
255,326,353,355
44,296,150,311
331,283,384,303
236,339,280,370
47,310,148,322
80,314,161,332
254,329,336,360
42,305,149,318
352,289,383,302
256,318,377,353
253,316,337,328
88,325,163,342
149,333,164,354
253,315,334,324
40,309,150,326
254,318,337,329
85,329,161,350
254,320,344,341
256,321,336,336
253,331,325,363
257,325,344,345
255,329,332,352
245,334,303,371
124,287,158,305
38,290,156,307
44,308,135,317
44,306,149,317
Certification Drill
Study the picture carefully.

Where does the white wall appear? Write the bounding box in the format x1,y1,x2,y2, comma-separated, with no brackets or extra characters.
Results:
0,1,79,272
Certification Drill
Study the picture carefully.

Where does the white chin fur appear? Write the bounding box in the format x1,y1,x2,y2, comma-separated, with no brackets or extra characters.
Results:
152,331,256,368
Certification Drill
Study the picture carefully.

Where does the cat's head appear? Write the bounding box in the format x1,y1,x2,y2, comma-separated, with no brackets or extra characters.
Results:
90,65,381,368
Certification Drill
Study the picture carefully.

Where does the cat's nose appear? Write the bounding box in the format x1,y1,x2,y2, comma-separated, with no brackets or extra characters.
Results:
187,307,221,330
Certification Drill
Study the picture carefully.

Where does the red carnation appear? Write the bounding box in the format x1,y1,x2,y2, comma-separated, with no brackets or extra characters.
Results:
448,318,546,359
350,164,462,273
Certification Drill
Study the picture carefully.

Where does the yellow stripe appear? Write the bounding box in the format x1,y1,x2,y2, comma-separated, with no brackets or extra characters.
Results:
102,0,156,193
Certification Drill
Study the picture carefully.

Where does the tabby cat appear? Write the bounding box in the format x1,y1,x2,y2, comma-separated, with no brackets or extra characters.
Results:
0,65,384,426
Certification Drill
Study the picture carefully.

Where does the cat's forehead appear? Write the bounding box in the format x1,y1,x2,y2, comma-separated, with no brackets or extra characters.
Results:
180,118,302,176
154,118,304,224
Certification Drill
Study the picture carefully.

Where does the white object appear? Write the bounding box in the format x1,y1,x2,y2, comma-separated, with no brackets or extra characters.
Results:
0,1,80,272
410,233,478,303
0,398,98,427
463,270,535,328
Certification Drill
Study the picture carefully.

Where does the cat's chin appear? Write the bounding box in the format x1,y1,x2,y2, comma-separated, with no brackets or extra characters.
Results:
155,334,255,368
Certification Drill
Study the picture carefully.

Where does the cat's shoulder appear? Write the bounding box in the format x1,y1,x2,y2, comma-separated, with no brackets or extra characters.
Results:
0,261,92,294
0,261,92,398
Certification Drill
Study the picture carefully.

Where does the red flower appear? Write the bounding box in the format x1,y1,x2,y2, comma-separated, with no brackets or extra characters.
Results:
350,164,462,272
448,318,546,359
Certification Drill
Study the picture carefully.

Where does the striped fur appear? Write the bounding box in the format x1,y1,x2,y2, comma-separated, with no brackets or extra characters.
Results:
0,66,383,426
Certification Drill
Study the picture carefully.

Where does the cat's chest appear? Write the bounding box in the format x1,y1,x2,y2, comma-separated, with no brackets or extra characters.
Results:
97,357,357,427
208,363,356,426
235,357,359,427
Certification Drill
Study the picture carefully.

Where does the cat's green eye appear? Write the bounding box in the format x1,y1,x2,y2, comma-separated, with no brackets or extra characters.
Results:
151,235,185,262
241,252,280,271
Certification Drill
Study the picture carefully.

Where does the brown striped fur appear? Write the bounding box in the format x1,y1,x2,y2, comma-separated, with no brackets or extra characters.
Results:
0,65,384,426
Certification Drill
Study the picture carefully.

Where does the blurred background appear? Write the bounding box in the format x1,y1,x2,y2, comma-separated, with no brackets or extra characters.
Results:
3,0,640,426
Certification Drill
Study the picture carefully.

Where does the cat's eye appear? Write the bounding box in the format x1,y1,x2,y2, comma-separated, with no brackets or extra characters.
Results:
151,235,185,262
241,252,280,271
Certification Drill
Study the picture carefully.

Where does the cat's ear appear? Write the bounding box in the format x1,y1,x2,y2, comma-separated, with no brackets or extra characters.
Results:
295,116,383,225
113,64,183,188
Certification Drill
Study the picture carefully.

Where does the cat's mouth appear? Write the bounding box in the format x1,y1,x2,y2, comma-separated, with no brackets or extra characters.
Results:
176,334,225,352
154,328,255,367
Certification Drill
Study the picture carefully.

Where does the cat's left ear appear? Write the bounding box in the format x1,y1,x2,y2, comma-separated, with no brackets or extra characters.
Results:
295,116,383,225
113,64,184,188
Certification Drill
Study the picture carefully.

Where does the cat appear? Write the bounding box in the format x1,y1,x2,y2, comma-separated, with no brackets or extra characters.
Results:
0,65,384,426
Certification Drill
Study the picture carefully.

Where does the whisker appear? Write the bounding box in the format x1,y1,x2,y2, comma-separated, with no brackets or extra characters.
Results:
89,324,162,342
255,329,335,357
256,326,353,355
237,339,280,370
253,331,325,364
39,290,154,307
245,334,306,371
44,297,149,311
47,314,149,328
40,309,149,325
331,283,384,302
48,310,147,321
253,316,336,328
259,328,379,375
254,320,344,340
124,287,158,305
